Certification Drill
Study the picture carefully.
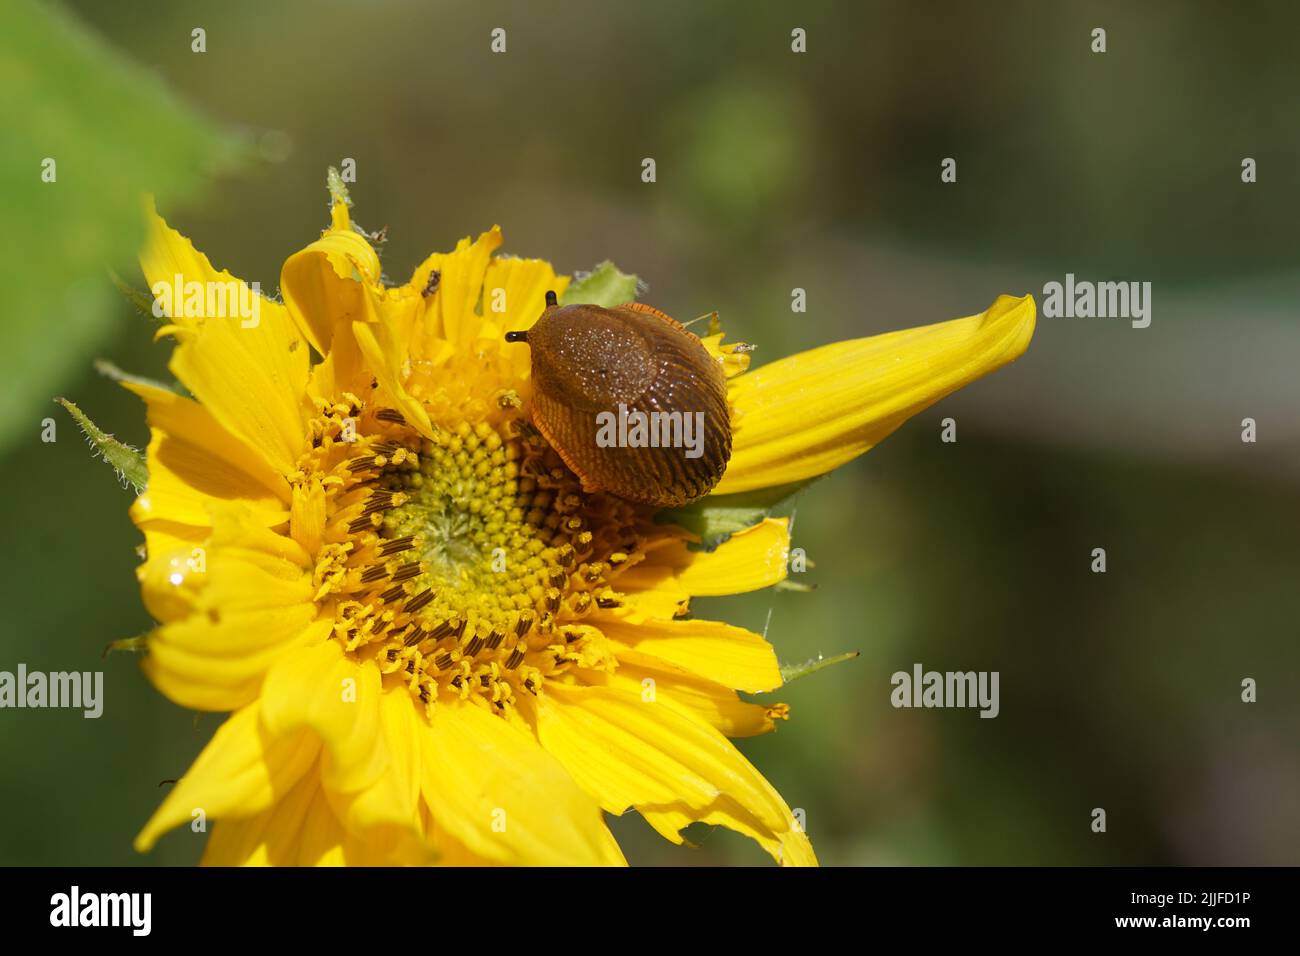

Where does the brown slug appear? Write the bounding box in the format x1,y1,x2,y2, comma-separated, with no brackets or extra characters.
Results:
505,291,731,507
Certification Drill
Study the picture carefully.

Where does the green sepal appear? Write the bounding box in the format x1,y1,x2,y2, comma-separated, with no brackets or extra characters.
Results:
93,358,179,394
655,476,820,552
103,633,149,658
779,650,860,684
774,578,816,593
109,270,162,323
56,397,147,494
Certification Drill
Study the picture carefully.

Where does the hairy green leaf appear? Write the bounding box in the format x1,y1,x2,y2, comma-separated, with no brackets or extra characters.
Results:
56,398,147,493
0,0,245,453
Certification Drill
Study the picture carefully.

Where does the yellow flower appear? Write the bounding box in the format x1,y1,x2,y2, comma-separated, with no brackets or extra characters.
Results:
127,188,1035,867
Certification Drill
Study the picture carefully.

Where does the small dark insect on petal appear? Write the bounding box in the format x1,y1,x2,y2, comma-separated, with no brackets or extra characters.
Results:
422,269,441,297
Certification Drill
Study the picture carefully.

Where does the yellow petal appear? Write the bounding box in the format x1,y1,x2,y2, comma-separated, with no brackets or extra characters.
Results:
614,518,789,603
640,801,816,867
425,809,501,866
353,318,433,436
259,642,388,798
616,584,690,622
134,540,203,623
289,477,326,555
258,643,429,860
135,701,319,852
329,684,434,865
280,201,383,355
201,769,322,866
715,293,1036,493
376,685,424,825
535,684,813,866
420,698,625,866
142,513,325,711
125,382,289,534
292,783,350,866
418,227,503,345
253,647,421,863
603,646,778,737
481,255,570,381
131,521,209,583
599,616,782,692
481,256,570,335
305,330,367,406
700,332,752,379
140,200,310,476
129,415,290,622
145,617,327,714
202,765,432,866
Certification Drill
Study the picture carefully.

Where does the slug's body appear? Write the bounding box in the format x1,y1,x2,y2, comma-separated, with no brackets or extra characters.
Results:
506,295,731,507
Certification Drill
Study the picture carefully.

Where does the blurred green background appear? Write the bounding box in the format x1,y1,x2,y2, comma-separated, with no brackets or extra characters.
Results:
2,0,1297,866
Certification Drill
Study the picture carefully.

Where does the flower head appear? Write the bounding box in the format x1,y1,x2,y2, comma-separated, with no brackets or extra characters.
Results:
128,181,1034,866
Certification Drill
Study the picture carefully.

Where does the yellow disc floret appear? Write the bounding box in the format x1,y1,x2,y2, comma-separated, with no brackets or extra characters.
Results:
304,397,634,719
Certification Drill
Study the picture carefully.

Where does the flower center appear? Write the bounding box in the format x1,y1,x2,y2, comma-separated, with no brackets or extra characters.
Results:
304,396,640,717
379,422,586,632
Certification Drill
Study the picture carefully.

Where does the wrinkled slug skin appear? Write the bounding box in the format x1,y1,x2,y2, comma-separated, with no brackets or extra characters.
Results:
524,303,732,507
